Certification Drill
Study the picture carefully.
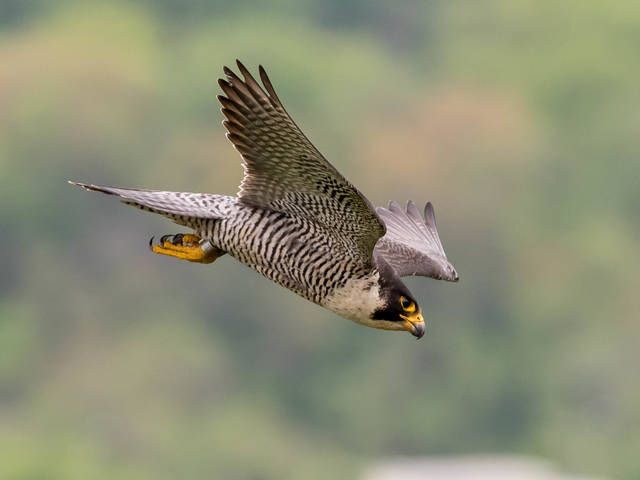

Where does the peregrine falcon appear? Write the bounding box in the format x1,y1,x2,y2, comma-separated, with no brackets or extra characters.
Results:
71,61,458,338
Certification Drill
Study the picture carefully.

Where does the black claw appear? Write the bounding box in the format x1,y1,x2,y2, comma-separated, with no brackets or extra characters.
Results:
160,234,171,245
149,236,156,251
172,233,184,246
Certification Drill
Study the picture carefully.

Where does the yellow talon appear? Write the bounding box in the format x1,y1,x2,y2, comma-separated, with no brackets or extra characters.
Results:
151,234,222,264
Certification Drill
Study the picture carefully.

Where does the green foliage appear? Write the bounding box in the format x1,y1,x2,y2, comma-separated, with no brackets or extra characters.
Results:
1,1,638,478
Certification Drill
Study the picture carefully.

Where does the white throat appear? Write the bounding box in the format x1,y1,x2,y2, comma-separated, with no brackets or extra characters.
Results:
322,272,385,325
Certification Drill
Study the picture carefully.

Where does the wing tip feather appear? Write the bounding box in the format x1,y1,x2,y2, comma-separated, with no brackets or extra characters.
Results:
68,181,115,195
424,201,436,225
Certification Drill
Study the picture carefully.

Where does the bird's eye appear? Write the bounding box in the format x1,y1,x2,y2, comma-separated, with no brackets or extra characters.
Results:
399,296,415,313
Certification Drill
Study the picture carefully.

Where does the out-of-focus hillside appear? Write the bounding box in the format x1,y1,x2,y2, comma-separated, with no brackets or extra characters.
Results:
1,2,638,479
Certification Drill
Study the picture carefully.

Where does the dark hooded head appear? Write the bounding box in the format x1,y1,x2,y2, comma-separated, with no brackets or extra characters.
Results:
370,257,425,338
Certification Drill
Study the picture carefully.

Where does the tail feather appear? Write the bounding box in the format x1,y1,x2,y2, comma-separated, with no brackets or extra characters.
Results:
69,181,230,225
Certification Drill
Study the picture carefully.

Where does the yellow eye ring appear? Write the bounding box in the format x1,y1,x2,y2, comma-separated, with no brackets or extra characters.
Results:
399,296,416,313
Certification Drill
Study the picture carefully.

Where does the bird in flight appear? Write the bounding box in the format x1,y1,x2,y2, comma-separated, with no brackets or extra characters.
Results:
71,61,458,338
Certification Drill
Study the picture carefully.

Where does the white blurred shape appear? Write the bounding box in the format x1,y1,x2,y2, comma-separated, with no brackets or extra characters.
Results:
362,456,605,480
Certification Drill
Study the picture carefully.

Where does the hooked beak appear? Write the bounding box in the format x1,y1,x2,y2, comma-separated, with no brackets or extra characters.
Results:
400,312,425,339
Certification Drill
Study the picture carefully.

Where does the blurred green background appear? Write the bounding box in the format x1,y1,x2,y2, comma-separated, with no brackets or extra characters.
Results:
1,1,639,479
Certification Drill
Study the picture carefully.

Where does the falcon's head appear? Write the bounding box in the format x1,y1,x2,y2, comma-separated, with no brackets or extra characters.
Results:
370,272,425,339
323,259,426,338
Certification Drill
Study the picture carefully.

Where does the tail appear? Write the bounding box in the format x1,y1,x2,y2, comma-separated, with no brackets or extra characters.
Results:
69,181,230,226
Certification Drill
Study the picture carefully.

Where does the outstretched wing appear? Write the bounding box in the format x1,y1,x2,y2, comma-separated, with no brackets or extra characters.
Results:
69,182,229,225
218,60,385,262
374,201,459,281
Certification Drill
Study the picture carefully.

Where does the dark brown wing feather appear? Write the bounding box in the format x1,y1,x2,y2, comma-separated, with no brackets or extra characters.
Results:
218,60,385,263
